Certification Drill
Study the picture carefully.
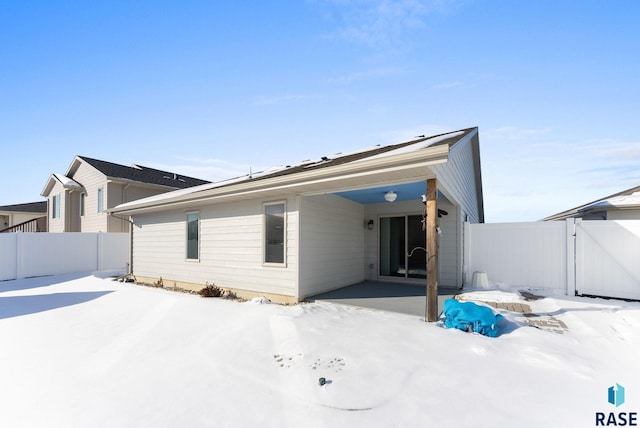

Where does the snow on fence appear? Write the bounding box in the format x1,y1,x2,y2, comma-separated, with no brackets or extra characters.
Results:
464,219,640,300
0,232,129,281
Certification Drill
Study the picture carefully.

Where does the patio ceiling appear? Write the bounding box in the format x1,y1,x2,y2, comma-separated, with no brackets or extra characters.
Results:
335,181,446,205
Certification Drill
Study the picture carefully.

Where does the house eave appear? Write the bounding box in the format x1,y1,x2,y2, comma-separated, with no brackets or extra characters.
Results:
40,174,84,197
109,145,450,215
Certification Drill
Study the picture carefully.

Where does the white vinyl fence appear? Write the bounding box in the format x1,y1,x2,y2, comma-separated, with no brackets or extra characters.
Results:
0,232,129,281
464,219,640,300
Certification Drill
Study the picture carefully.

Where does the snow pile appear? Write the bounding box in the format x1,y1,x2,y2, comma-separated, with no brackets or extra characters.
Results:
246,296,272,304
1,274,639,427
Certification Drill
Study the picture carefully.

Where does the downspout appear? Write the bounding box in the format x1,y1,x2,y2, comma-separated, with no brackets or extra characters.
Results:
109,212,134,276
121,183,131,225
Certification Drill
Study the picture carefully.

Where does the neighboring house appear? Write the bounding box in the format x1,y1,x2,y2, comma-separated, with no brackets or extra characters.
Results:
41,156,210,233
0,201,48,232
109,128,484,304
542,185,640,221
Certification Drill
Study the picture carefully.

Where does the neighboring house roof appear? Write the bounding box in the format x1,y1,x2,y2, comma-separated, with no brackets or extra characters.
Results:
41,156,211,197
542,184,640,221
110,127,483,218
76,156,210,189
0,201,47,214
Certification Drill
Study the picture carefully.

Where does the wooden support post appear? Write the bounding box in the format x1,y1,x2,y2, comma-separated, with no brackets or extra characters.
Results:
426,178,438,322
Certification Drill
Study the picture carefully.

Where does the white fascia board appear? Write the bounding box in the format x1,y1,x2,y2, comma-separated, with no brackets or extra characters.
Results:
40,175,58,197
41,174,83,196
110,145,450,215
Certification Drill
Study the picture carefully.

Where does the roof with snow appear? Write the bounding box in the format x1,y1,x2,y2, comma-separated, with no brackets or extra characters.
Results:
542,184,640,221
110,127,481,216
52,173,83,190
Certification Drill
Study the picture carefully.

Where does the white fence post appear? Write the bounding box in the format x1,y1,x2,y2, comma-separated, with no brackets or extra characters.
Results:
0,232,19,281
97,231,103,271
565,218,576,296
574,218,583,296
463,221,471,285
16,231,24,280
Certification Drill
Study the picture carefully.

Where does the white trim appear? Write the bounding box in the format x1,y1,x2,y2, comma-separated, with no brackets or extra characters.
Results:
185,210,200,262
262,201,287,267
97,187,104,214
80,192,85,217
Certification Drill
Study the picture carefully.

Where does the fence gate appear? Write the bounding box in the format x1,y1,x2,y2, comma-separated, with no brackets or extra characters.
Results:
575,220,640,300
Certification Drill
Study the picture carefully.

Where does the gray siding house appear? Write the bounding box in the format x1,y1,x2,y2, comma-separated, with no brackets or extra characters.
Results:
542,184,640,221
0,201,47,232
110,128,484,304
41,156,210,233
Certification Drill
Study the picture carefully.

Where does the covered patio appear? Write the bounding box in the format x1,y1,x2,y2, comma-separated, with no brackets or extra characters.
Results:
307,281,460,319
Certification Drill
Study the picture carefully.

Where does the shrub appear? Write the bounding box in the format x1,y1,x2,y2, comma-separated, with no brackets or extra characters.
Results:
199,284,223,298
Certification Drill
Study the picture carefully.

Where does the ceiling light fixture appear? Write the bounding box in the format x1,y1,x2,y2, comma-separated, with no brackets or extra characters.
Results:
384,191,397,202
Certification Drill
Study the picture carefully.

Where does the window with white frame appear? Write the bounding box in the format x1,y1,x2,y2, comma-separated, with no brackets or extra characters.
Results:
97,188,104,214
186,212,200,260
80,193,85,217
264,202,285,264
52,194,61,219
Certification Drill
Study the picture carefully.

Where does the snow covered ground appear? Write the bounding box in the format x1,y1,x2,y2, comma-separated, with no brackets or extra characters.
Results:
1,273,639,427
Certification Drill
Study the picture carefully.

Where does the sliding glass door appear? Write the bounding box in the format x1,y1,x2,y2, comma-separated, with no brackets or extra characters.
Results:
379,215,426,280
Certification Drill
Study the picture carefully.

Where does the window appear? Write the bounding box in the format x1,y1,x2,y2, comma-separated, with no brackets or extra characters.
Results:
52,194,61,219
186,212,199,260
264,202,285,264
97,188,104,213
80,193,85,217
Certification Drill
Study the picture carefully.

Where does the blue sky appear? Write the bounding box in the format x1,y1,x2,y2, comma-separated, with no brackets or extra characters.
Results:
1,0,638,222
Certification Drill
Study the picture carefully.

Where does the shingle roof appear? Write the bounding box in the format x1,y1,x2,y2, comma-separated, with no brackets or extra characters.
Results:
110,127,479,214
541,184,640,221
0,201,47,213
78,156,211,189
246,128,475,182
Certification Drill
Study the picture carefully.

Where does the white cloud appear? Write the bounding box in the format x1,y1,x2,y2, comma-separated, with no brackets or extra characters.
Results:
578,140,640,189
316,0,457,48
252,93,315,106
432,81,466,90
324,66,401,84
585,139,640,162
480,129,640,222
484,126,552,141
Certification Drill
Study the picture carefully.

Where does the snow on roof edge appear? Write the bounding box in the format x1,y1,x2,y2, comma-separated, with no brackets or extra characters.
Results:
53,173,83,189
581,191,640,210
351,130,465,163
111,129,470,212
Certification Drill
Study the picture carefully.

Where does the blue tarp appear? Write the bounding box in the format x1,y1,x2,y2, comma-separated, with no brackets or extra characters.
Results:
442,299,503,337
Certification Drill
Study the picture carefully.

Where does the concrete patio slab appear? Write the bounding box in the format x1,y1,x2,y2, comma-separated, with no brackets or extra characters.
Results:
307,281,459,319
